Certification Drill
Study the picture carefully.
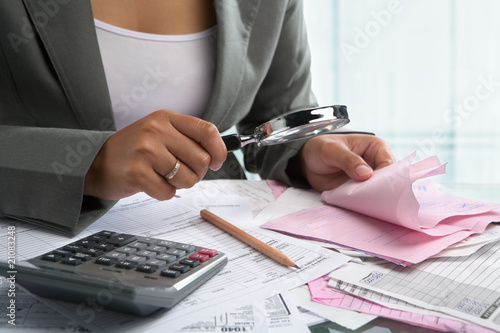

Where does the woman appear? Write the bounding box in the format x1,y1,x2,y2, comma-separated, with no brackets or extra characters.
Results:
0,0,394,235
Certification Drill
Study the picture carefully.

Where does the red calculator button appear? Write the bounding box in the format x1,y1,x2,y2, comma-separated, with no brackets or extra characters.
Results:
189,253,209,263
198,248,218,257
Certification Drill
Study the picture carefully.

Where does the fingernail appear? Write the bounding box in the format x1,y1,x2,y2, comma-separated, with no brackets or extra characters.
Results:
355,165,372,177
211,164,222,172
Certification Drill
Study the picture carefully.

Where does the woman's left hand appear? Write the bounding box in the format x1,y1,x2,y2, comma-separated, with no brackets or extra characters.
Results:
294,134,395,192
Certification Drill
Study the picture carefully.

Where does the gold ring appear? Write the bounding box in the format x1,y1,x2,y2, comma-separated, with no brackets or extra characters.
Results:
165,159,181,180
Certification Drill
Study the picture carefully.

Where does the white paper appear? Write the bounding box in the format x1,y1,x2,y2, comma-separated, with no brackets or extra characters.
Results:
178,179,276,217
0,277,85,332
288,285,376,330
0,187,349,332
328,239,500,332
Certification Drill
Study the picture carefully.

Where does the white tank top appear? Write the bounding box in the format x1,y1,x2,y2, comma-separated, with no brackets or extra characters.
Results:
94,20,217,130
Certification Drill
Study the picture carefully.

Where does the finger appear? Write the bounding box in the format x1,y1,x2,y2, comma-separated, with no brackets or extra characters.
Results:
162,129,214,181
372,144,395,171
353,135,395,171
139,110,221,181
319,135,396,179
143,173,178,201
128,132,200,191
147,140,200,189
161,158,199,189
168,113,227,170
311,137,374,181
135,153,197,198
130,161,178,201
332,147,374,181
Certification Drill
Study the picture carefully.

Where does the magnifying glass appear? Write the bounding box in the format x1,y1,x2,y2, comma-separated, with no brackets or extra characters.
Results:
222,105,350,151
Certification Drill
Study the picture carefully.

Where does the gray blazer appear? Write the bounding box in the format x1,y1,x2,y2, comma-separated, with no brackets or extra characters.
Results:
0,0,316,235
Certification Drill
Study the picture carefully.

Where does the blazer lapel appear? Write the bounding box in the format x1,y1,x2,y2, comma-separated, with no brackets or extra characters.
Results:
22,0,115,131
204,0,261,129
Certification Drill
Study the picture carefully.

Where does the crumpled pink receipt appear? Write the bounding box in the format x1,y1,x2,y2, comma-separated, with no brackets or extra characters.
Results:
261,153,500,265
321,152,500,235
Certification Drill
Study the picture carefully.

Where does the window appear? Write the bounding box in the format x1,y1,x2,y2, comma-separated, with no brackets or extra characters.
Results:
304,0,500,184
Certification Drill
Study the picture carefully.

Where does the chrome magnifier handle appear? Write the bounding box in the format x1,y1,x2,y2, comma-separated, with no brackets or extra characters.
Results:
222,105,350,152
222,135,257,151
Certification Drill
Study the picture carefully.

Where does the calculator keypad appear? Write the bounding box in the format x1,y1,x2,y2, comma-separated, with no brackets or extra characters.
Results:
37,231,220,280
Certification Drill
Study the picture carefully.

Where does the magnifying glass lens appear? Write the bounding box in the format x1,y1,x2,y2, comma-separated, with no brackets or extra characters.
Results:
222,105,350,151
259,118,350,146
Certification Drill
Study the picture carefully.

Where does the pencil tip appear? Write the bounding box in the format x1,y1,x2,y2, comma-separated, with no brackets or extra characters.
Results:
294,265,301,269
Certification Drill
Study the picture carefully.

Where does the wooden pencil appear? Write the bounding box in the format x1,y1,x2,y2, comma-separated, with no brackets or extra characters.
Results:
200,209,300,269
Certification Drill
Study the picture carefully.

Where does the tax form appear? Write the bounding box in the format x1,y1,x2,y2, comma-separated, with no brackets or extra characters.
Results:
0,180,349,332
327,238,500,332
0,277,87,332
308,275,496,333
39,289,310,333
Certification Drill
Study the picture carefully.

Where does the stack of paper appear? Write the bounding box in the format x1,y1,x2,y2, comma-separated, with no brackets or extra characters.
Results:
307,274,498,332
261,153,500,265
257,153,500,331
322,232,500,333
0,180,350,333
2,165,499,332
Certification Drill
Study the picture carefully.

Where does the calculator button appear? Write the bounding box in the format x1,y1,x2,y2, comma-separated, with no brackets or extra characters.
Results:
160,269,180,278
95,243,115,252
199,248,218,257
76,239,97,248
107,234,137,247
136,264,156,274
169,264,190,274
157,240,176,248
136,250,156,259
42,254,61,262
115,261,136,270
176,244,195,253
116,246,137,256
189,253,209,263
137,237,157,246
95,257,116,266
155,254,177,263
62,257,82,266
126,256,147,265
63,245,83,253
32,230,226,306
146,245,167,254
165,249,186,258
128,242,148,250
53,249,72,258
179,258,200,268
145,259,167,269
105,252,127,260
83,248,104,257
88,235,107,243
97,231,114,238
73,253,92,262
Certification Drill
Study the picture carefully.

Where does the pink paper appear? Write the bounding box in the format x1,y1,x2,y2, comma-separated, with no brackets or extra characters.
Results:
321,153,500,234
308,276,497,333
261,153,500,264
266,179,288,199
261,204,497,265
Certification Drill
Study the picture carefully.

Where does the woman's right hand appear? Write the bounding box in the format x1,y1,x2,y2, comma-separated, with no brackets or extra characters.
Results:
83,109,227,201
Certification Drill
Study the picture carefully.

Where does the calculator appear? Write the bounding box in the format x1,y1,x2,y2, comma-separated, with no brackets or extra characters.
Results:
0,231,227,316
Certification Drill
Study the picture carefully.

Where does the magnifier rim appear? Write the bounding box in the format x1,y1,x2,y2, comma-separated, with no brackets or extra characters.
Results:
255,105,350,146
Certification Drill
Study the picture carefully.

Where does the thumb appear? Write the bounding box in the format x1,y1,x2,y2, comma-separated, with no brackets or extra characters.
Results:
335,150,374,181
352,163,373,181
